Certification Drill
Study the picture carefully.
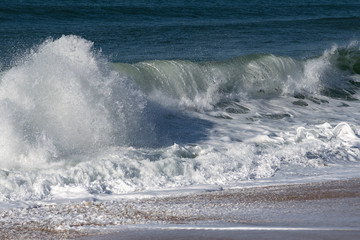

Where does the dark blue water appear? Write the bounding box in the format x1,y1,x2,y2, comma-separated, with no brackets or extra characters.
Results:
1,0,360,66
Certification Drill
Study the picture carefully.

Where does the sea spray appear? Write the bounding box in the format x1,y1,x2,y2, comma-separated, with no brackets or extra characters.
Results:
0,35,152,169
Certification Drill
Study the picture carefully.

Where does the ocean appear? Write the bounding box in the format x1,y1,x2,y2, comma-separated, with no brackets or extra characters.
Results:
0,0,360,208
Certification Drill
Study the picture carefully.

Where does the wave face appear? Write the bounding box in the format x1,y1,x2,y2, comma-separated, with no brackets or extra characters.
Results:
0,35,153,169
1,36,360,204
113,42,360,110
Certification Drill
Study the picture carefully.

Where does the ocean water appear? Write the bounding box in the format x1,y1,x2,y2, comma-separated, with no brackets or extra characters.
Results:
0,0,360,206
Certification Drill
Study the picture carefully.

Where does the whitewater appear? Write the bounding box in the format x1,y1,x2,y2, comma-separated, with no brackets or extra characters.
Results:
0,35,360,207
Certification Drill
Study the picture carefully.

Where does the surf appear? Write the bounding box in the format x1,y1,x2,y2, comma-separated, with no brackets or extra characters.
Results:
1,35,360,204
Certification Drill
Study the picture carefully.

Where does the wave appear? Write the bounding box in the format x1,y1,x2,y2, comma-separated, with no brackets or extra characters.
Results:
1,36,359,168
112,55,301,110
112,42,360,110
1,36,360,202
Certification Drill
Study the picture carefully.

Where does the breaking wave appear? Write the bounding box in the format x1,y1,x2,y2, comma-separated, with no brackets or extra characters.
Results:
1,35,360,203
113,41,360,110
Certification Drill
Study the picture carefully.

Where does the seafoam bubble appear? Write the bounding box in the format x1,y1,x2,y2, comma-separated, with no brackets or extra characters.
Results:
333,122,358,141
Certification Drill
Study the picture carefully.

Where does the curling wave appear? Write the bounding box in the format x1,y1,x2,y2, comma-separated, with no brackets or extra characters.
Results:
113,42,360,110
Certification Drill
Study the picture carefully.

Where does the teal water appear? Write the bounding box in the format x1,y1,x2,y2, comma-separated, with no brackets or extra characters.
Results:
1,0,360,65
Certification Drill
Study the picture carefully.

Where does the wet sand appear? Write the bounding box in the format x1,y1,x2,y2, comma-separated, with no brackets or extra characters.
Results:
80,228,360,240
1,178,360,239
79,178,360,240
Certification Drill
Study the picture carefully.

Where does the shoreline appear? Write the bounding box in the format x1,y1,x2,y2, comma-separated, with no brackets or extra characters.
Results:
1,178,360,239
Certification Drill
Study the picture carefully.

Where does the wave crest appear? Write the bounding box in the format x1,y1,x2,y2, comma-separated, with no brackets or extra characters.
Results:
113,43,360,110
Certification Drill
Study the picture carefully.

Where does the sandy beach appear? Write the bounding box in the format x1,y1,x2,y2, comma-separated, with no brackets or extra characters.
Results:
1,178,360,239
79,227,360,240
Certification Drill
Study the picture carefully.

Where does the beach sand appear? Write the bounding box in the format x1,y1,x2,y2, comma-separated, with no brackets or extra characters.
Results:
1,178,360,239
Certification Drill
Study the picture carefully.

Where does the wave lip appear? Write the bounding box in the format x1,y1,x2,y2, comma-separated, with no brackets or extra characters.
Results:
113,42,360,110
113,54,304,110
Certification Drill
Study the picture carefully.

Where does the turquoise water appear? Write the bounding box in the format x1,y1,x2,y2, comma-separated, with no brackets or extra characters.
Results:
1,0,359,64
0,1,360,204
